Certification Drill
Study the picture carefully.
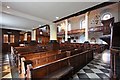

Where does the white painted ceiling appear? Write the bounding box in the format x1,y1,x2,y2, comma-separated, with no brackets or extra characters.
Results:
1,2,106,31
2,2,101,21
1,13,43,31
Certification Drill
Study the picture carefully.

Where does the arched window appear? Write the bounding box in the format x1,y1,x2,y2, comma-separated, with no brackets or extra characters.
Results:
80,20,85,29
101,12,112,20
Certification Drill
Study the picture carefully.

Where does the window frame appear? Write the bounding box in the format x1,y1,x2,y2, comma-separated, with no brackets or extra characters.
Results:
101,12,112,20
3,34,8,43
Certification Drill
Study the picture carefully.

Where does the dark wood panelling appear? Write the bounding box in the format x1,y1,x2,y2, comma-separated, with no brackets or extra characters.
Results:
36,28,61,45
36,28,50,45
2,28,21,53
112,22,120,47
110,22,120,79
19,34,24,43
27,32,31,43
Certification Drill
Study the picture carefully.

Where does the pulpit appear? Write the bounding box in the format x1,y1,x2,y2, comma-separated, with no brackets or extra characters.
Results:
101,17,114,35
100,18,120,79
100,17,114,46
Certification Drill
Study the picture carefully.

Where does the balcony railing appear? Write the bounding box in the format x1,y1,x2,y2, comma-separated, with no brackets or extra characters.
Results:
57,29,85,36
88,26,103,32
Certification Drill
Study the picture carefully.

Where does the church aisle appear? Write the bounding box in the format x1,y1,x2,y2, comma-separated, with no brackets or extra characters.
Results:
2,54,12,79
70,50,111,80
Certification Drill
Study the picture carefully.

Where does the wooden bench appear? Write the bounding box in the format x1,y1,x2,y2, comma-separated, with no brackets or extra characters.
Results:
13,45,48,68
15,45,47,55
15,43,95,78
69,50,93,73
30,58,73,80
20,51,68,74
28,49,93,79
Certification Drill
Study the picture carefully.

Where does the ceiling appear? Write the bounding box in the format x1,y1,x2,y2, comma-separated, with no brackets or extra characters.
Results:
1,13,43,31
1,1,108,31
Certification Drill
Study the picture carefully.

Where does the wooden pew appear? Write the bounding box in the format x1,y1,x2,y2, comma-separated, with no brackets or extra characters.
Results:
56,52,67,60
29,49,93,79
15,45,47,55
13,45,48,69
20,51,67,74
69,50,93,73
16,43,96,77
30,57,73,80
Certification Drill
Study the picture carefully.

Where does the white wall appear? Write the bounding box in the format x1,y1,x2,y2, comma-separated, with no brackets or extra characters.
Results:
89,3,119,28
88,3,118,44
70,33,85,43
70,17,80,30
70,3,119,29
70,14,85,30
57,3,119,44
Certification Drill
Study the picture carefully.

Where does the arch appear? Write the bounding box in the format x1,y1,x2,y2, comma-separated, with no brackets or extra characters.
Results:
101,12,112,20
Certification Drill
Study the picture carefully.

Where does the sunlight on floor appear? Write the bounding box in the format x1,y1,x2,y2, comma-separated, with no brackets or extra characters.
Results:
102,51,110,64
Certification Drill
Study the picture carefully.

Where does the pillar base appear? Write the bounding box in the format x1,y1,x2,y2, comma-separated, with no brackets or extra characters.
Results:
48,40,59,50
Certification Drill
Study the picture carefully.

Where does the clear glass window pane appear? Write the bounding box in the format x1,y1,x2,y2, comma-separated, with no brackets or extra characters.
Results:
10,35,14,43
4,34,8,43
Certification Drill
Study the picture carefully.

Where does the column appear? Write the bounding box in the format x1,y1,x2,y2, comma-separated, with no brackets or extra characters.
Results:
50,24,57,40
49,24,59,50
85,12,89,41
24,32,27,41
65,19,68,42
31,29,36,41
